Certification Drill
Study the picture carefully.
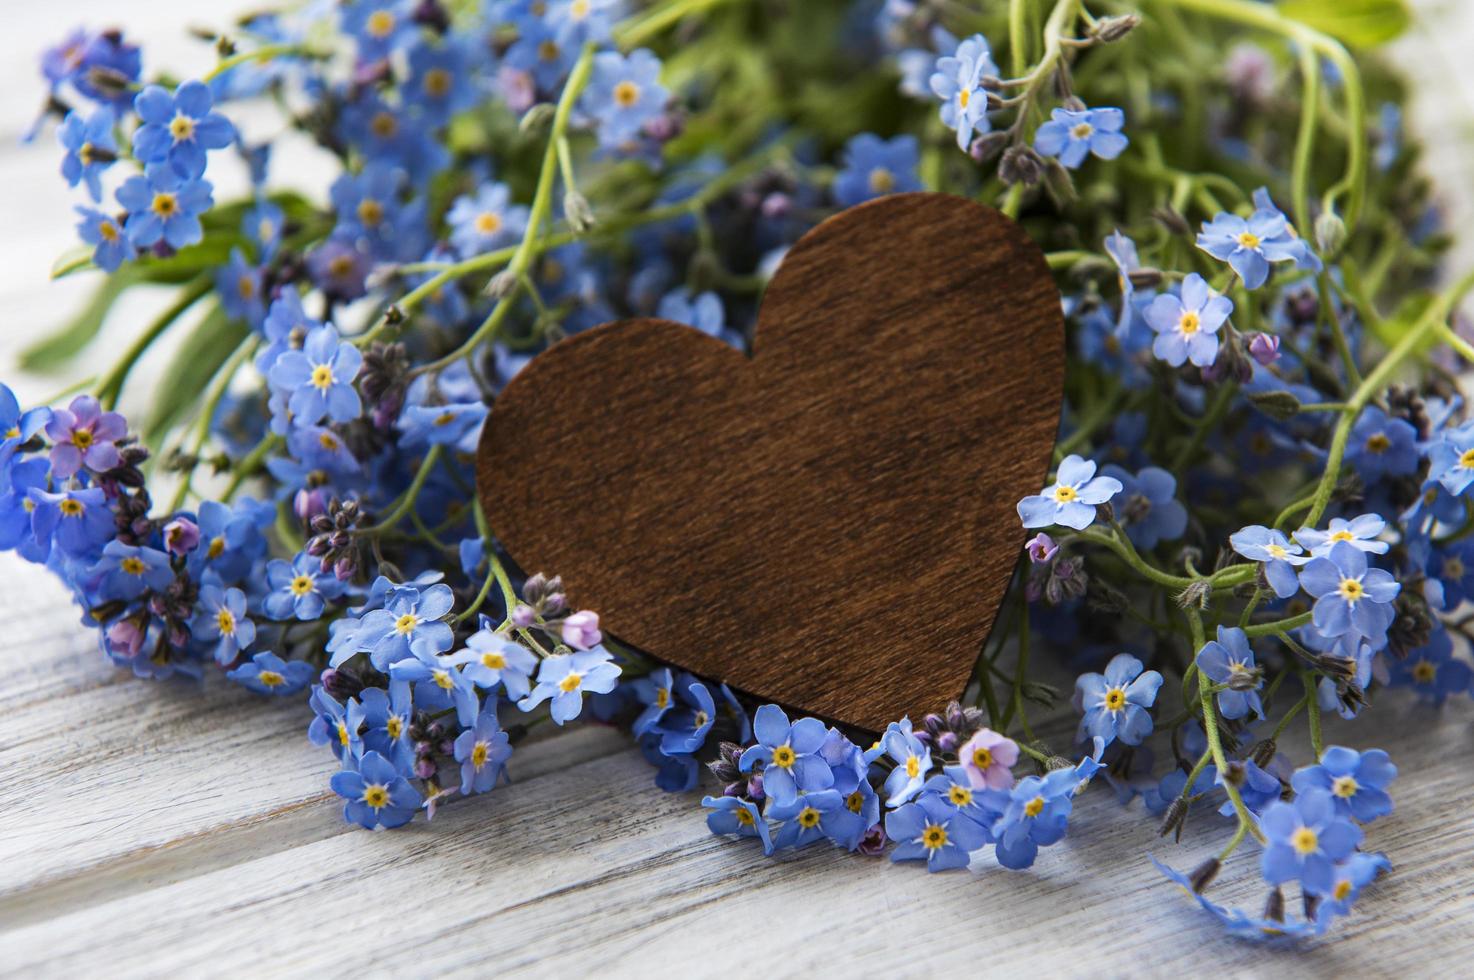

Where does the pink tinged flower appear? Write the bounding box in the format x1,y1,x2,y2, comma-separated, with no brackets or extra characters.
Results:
163,516,200,555
561,609,602,650
44,394,126,477
1026,532,1058,563
959,728,1019,790
106,617,147,658
1248,332,1281,366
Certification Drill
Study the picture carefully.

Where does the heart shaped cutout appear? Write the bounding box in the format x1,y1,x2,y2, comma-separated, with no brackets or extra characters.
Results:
477,192,1064,731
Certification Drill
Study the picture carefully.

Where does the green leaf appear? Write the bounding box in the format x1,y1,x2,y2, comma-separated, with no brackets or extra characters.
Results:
142,304,248,443
50,244,97,280
1278,0,1411,47
20,270,136,372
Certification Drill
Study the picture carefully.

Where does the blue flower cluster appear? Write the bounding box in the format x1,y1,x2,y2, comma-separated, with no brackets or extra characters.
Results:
701,703,1102,872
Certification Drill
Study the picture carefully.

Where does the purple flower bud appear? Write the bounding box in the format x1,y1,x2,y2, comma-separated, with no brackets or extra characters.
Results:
511,603,536,628
294,487,327,526
856,823,887,856
163,516,200,555
937,730,959,753
1248,332,1281,366
333,554,356,581
1026,532,1059,563
105,616,146,658
414,757,437,779
747,773,765,800
760,193,791,219
561,610,602,651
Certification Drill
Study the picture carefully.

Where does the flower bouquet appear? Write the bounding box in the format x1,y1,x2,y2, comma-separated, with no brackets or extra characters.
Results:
10,0,1471,942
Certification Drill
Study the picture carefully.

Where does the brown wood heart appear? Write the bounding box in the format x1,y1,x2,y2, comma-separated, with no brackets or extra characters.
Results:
477,192,1064,731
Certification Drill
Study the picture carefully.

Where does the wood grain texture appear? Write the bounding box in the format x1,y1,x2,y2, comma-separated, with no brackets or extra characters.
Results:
1,553,1471,978
479,193,1064,731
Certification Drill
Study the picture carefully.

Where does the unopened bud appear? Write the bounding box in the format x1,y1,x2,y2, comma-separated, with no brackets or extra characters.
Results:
1315,211,1346,257
1091,13,1141,42
1188,857,1221,893
564,190,596,234
999,145,1044,186
518,102,555,133
969,131,1009,164
1127,267,1164,290
1151,206,1192,237
1248,389,1301,422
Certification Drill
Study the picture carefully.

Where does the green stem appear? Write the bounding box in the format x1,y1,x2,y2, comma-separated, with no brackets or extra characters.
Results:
220,433,282,503
201,43,322,82
1242,611,1312,638
1190,610,1267,844
1303,672,1324,757
359,445,443,535
1305,269,1474,526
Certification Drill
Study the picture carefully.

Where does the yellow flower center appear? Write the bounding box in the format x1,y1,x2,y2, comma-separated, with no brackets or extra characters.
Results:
207,536,225,559
1447,557,1466,580
337,721,351,747
99,221,120,242
1178,311,1201,336
151,192,178,218
693,709,710,728
481,651,507,670
59,498,84,517
73,428,94,449
1365,433,1391,454
362,783,390,809
1267,544,1288,559
120,556,146,576
423,68,452,97
558,671,583,693
370,112,398,138
311,364,334,390
921,824,948,849
797,806,821,828
386,716,403,739
972,747,993,770
1070,122,1094,140
1237,231,1261,249
357,199,384,227
1329,530,1355,543
735,807,755,826
216,609,236,635
329,255,356,277
1291,826,1319,855
394,613,418,635
1461,448,1474,469
613,81,640,108
1333,879,1354,901
366,10,396,37
958,88,971,110
1336,577,1364,602
472,741,489,769
474,211,503,235
258,669,285,688
433,411,457,427
1332,775,1359,799
948,785,973,806
570,0,590,17
655,687,670,708
1051,484,1078,504
845,791,865,814
1103,687,1126,711
169,114,195,141
238,276,256,300
868,168,895,194
1023,796,1045,818
771,744,796,769
538,40,560,62
905,755,920,778
432,669,455,690
1412,659,1436,684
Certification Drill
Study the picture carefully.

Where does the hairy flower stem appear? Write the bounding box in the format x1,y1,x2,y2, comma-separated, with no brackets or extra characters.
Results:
1189,609,1266,844
1306,269,1474,526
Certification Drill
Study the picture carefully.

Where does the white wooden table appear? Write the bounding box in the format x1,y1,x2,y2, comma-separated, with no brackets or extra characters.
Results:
3,3,1472,975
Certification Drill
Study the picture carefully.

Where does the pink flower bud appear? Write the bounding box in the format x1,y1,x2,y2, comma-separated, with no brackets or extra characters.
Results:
1026,532,1059,563
1248,332,1281,366
561,610,602,650
162,516,200,556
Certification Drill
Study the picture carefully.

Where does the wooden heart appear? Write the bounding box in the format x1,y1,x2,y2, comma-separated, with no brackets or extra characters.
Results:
477,192,1064,731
